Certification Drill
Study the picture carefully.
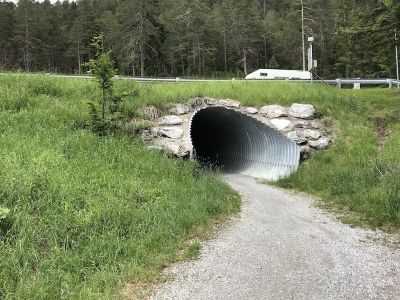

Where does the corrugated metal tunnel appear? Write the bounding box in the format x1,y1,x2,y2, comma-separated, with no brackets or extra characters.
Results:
190,107,300,181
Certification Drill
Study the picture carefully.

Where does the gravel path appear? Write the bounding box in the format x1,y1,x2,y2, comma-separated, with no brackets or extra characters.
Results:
151,174,400,300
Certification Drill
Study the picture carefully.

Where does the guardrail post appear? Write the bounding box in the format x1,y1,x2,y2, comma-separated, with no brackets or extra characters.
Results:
387,79,393,89
175,77,180,83
336,79,341,89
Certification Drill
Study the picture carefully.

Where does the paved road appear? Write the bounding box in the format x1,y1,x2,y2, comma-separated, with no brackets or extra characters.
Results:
151,174,400,300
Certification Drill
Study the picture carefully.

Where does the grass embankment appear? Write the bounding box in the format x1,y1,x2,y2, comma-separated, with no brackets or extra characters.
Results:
1,74,399,298
0,75,240,299
129,78,400,230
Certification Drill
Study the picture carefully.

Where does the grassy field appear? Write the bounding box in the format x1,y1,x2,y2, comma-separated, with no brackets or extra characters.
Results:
1,74,400,298
0,75,241,299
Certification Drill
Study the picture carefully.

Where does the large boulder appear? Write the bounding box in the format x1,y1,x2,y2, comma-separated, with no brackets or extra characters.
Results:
286,129,321,144
260,105,287,118
163,143,190,158
169,104,190,115
293,120,311,129
148,144,190,158
309,120,321,129
289,103,315,119
286,131,307,144
301,129,321,140
300,145,311,160
217,99,241,108
244,107,258,114
188,97,205,108
140,129,158,142
159,115,183,126
269,118,294,132
159,127,184,139
309,137,331,150
143,106,160,120
204,97,218,106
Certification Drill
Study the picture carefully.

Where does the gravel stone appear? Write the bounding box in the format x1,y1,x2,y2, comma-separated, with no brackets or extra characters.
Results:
152,174,400,300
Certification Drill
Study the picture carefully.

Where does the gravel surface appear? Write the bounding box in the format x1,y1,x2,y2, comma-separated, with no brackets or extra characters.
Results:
151,174,400,300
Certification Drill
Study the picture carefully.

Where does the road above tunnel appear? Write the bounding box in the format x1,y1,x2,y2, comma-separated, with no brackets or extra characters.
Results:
151,174,400,300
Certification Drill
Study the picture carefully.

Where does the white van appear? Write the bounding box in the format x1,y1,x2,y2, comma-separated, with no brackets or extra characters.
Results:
245,69,311,80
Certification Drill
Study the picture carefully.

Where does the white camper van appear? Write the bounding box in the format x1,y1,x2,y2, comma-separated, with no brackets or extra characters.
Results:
245,69,311,80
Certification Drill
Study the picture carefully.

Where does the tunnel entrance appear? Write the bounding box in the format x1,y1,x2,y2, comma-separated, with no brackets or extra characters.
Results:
190,107,300,181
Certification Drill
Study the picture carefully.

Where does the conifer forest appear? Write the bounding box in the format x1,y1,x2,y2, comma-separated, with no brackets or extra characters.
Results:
0,0,399,78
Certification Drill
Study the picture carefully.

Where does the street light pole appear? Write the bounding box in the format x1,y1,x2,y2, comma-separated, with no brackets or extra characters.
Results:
396,30,399,88
301,0,305,71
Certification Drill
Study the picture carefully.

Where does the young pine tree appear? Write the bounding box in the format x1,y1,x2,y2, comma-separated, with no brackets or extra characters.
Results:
86,34,118,135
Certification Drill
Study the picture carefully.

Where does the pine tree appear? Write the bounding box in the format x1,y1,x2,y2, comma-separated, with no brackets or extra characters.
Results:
0,1,16,69
232,0,263,75
118,0,160,77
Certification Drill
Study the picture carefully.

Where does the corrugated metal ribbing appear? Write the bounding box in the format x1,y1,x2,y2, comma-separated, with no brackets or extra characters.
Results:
189,107,300,181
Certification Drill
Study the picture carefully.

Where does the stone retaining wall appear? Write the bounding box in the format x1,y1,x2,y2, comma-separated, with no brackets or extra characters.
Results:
138,97,334,160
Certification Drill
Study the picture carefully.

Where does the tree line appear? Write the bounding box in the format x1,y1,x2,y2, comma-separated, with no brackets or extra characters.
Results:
0,0,398,79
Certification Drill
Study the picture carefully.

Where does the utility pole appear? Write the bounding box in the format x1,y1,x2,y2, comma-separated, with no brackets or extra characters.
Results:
396,30,399,88
301,0,305,71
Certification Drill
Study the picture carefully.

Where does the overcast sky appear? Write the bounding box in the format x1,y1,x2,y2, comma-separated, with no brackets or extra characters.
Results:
6,0,73,3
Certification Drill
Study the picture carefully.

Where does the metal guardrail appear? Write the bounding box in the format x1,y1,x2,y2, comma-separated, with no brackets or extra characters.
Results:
107,76,400,88
1,72,399,88
329,78,400,89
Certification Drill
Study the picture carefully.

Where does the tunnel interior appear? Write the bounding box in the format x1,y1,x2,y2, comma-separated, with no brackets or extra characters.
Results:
190,107,300,181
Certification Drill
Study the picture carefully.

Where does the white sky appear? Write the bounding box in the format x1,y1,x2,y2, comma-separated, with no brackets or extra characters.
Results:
6,0,73,3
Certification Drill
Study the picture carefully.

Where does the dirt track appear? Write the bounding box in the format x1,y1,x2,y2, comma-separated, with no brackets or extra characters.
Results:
151,174,400,300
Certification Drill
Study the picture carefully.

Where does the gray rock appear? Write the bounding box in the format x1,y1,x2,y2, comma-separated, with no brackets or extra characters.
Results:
159,127,184,139
286,131,308,144
287,129,321,144
159,115,183,126
301,129,321,140
309,120,321,129
309,137,331,150
140,130,157,142
269,118,294,132
217,99,241,108
293,120,311,129
143,106,160,120
300,145,311,160
188,97,205,108
260,105,287,118
164,144,190,158
151,142,190,158
204,97,218,106
150,127,159,136
244,107,258,114
148,145,164,152
289,103,315,119
169,104,190,115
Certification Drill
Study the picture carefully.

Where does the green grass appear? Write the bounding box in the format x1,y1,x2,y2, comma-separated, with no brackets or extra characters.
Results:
0,75,240,299
1,74,400,298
